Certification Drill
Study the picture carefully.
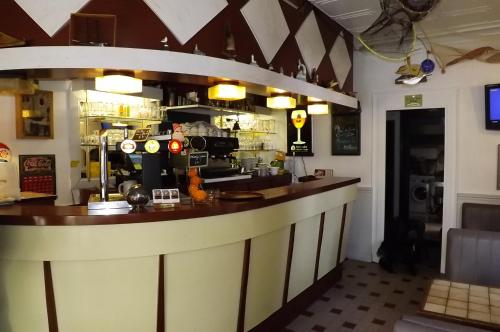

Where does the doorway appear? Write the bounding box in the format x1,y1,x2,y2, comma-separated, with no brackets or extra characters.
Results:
381,108,444,274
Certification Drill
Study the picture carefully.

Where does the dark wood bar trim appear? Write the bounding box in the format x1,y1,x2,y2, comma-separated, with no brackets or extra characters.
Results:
156,255,165,332
314,212,326,282
43,261,59,332
250,263,343,332
282,224,296,306
237,239,252,332
336,204,348,265
0,177,360,226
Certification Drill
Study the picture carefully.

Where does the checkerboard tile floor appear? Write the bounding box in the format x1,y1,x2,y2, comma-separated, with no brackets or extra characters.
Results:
285,259,439,332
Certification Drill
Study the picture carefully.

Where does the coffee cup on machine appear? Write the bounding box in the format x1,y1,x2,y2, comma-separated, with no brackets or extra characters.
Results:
118,180,138,196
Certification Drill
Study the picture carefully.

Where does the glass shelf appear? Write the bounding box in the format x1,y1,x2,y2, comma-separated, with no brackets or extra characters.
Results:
235,149,277,152
80,116,162,123
231,130,276,135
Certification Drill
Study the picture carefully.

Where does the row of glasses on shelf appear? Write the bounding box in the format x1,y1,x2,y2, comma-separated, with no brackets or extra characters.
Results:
80,129,127,146
238,136,275,151
219,118,276,132
79,101,161,119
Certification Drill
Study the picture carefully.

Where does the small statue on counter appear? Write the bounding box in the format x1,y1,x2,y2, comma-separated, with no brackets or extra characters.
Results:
0,32,25,48
249,54,259,67
160,36,169,50
295,59,307,81
193,44,205,56
329,80,339,90
268,63,274,71
222,23,237,60
280,66,285,74
310,68,320,85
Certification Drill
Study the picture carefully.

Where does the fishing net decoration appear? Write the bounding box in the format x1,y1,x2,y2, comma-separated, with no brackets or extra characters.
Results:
357,0,440,61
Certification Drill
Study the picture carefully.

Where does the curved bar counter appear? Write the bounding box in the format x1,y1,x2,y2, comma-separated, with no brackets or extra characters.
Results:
0,177,359,332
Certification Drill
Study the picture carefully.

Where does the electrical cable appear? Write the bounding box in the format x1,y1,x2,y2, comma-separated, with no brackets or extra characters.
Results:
357,23,417,62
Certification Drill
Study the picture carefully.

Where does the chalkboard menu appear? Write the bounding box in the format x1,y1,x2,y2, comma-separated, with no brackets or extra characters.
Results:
188,151,209,167
286,110,313,156
18,154,57,194
132,128,151,142
331,112,360,155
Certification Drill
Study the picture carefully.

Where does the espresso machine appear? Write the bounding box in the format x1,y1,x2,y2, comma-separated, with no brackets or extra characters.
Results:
170,136,240,178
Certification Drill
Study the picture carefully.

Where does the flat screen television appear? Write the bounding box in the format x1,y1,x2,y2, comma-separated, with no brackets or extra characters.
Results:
485,84,500,129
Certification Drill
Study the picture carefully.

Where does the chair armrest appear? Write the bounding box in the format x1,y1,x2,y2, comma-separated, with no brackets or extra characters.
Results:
394,315,490,331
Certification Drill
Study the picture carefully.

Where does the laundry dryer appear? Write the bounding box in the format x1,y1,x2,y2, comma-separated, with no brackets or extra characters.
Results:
409,175,435,216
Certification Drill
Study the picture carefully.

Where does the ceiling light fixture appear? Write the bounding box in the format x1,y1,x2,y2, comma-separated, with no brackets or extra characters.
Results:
266,92,296,109
208,81,246,101
95,70,142,94
307,97,329,115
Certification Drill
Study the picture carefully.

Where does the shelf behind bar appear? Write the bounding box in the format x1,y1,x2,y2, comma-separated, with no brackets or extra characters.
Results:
0,47,358,108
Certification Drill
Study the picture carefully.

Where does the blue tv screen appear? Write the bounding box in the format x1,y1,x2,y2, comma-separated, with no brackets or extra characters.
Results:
485,84,500,129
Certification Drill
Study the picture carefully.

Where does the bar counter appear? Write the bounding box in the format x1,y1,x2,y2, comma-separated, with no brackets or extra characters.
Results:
0,177,359,225
0,177,359,332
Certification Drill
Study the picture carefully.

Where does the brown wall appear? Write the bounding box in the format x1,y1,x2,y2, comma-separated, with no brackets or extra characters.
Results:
0,0,353,92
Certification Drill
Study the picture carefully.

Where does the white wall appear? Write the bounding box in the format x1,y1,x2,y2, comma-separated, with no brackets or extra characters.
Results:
0,80,76,205
344,50,500,264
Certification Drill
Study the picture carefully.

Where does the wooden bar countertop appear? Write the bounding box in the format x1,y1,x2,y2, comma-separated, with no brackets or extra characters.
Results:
0,177,360,226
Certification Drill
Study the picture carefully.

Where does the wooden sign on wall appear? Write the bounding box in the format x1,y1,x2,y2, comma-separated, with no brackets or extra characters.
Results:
15,90,54,139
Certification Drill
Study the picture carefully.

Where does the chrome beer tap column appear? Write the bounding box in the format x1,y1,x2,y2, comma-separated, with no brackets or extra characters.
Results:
99,130,109,202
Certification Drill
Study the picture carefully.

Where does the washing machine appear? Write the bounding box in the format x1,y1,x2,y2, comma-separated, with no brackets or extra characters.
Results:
409,175,435,215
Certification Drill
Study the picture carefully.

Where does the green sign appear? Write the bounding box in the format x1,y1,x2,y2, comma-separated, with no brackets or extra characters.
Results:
405,94,422,107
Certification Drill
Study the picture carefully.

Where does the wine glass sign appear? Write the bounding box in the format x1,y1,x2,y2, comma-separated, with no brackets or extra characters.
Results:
287,109,313,156
291,110,307,144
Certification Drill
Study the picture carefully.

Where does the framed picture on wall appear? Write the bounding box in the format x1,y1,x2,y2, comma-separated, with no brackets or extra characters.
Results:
331,112,360,155
15,90,54,139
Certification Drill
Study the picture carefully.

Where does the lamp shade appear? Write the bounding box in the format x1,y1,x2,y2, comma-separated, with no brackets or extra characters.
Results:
208,82,246,100
307,102,329,115
267,94,296,109
95,71,142,94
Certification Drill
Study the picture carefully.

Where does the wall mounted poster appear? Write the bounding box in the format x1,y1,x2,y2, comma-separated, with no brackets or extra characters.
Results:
331,112,360,155
286,109,313,156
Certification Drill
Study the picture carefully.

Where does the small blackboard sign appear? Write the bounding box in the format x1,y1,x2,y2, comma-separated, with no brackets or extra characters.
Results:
132,128,151,142
188,151,208,168
331,112,360,155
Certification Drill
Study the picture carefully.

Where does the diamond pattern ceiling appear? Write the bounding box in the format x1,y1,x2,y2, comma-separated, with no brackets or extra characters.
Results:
142,0,228,45
241,0,290,64
14,0,91,37
295,12,327,74
329,32,351,89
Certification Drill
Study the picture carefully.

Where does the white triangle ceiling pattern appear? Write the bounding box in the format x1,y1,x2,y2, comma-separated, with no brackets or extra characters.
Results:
241,0,290,64
14,0,91,37
295,12,326,74
142,0,228,45
329,32,351,90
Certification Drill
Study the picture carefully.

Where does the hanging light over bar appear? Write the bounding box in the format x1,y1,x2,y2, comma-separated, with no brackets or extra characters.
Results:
307,97,329,115
266,92,296,109
95,70,142,94
208,81,246,100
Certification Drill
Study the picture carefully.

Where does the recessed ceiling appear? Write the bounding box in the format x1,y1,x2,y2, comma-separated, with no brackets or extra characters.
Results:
309,0,500,50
